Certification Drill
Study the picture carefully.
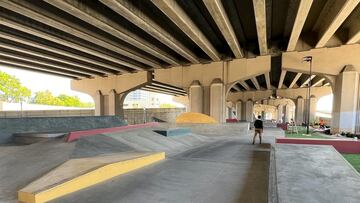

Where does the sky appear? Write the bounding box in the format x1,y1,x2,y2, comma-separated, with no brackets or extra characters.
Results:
0,65,94,103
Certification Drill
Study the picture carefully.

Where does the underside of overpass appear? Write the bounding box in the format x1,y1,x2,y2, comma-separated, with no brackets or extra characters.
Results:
1,0,360,133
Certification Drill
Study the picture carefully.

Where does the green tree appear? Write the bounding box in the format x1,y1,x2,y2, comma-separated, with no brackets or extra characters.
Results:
0,71,31,103
33,90,94,108
159,103,177,108
33,90,64,106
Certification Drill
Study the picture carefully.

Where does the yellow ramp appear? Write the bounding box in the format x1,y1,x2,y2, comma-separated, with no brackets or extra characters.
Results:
18,152,165,203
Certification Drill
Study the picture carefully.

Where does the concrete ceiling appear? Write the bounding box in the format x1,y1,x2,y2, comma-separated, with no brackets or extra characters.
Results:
0,0,360,79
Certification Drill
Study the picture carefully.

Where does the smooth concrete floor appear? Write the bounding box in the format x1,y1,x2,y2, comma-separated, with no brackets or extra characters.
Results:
51,139,271,203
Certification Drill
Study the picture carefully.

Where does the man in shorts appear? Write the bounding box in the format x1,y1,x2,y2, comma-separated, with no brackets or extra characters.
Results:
253,115,263,144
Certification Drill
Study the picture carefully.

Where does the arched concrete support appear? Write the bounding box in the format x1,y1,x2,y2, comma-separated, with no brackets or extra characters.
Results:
309,96,317,124
94,90,104,116
296,96,304,125
235,100,242,120
245,100,254,122
210,79,225,122
189,80,203,113
332,67,360,133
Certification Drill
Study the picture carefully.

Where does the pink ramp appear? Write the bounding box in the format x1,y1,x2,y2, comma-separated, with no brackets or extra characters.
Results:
66,122,159,142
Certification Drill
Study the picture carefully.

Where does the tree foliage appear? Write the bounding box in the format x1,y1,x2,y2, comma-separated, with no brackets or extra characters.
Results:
159,103,177,108
33,90,94,108
0,71,31,102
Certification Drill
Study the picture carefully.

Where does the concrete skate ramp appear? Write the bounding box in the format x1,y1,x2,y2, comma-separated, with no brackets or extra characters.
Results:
0,140,76,202
175,112,217,124
174,123,250,137
0,116,126,144
18,152,165,203
71,135,136,158
276,144,360,203
104,127,211,156
13,133,67,145
153,127,191,137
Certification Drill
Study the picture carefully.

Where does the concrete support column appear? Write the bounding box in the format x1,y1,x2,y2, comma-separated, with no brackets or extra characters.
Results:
296,96,304,125
189,80,203,113
94,90,104,116
236,100,242,120
309,96,317,124
332,67,359,133
278,104,283,123
245,100,254,122
108,89,121,116
210,79,225,122
262,99,268,105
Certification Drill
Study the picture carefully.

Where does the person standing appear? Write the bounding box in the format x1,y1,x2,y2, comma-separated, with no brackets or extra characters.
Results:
253,115,263,144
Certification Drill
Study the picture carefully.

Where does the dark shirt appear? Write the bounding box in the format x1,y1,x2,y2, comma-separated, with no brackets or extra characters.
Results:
254,119,263,129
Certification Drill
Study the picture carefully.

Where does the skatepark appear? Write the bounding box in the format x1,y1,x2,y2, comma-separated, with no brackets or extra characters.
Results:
1,0,360,202
1,117,360,203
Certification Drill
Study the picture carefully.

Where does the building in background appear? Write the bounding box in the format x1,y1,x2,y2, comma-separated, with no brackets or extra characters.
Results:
124,90,182,109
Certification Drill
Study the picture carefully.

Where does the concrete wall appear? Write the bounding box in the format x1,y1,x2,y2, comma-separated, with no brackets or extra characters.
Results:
0,108,186,124
0,116,126,144
124,108,185,124
0,109,94,118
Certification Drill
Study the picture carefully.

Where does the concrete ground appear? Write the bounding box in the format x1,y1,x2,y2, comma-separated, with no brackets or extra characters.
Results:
276,144,360,203
51,139,272,203
0,126,283,203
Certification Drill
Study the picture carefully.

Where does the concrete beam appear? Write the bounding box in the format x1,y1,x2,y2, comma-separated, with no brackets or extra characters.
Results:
312,78,326,87
0,31,121,74
0,41,110,75
346,6,360,44
300,75,316,87
252,0,268,55
144,85,187,96
0,0,155,69
0,50,96,77
0,15,136,73
265,72,271,89
99,0,198,65
232,84,241,92
239,81,250,90
151,82,187,93
203,0,243,58
0,58,86,78
278,70,287,89
314,0,360,48
289,73,302,88
323,82,331,86
287,0,313,51
251,77,261,90
45,0,179,66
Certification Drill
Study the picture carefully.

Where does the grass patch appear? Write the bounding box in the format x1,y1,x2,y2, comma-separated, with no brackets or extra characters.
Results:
342,154,360,173
285,126,330,139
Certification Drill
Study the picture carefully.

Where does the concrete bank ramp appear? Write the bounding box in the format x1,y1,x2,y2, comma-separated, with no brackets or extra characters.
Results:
0,140,75,203
18,152,165,203
275,144,360,203
71,134,136,158
104,127,211,156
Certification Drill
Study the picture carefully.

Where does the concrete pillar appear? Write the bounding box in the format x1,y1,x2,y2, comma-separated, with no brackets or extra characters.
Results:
210,79,225,122
94,90,104,116
236,100,242,120
332,67,359,133
108,89,120,116
278,104,283,123
309,96,317,124
262,99,268,105
296,96,304,125
189,80,203,113
245,100,254,122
